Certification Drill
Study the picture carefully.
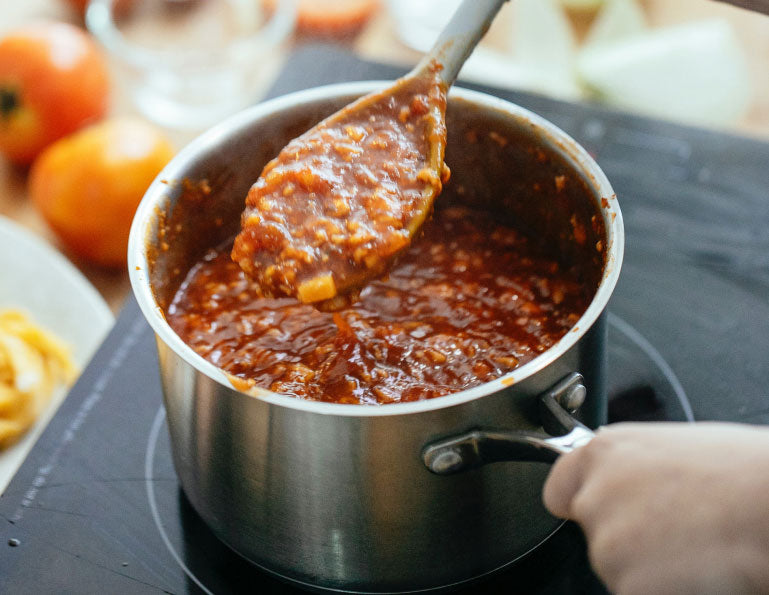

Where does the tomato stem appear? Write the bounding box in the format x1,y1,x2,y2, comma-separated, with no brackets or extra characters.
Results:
0,89,18,118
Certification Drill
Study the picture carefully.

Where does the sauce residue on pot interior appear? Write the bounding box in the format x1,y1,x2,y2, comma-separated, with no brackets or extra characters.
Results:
167,202,594,405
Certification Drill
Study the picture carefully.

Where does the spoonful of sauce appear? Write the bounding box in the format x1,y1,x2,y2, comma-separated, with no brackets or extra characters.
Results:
232,0,508,310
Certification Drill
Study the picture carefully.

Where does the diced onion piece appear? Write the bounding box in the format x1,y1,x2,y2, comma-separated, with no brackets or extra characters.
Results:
459,47,584,101
577,19,752,127
297,274,337,303
583,0,647,49
558,0,606,10
513,0,577,71
459,0,583,101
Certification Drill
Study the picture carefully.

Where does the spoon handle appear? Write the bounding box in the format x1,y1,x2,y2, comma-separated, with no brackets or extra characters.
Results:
414,0,509,86
713,0,769,15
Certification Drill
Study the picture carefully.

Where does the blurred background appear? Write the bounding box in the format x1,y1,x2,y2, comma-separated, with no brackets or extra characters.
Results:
2,0,769,310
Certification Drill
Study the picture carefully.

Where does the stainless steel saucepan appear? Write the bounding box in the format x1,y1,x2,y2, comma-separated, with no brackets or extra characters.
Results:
128,82,623,593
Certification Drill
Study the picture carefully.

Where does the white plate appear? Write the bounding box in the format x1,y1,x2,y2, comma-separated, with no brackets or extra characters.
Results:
0,216,115,493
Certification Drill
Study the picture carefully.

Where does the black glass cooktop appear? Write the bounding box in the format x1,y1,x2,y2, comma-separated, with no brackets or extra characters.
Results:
1,45,768,594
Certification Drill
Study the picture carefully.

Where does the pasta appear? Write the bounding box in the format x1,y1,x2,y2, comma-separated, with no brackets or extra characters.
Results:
0,309,78,449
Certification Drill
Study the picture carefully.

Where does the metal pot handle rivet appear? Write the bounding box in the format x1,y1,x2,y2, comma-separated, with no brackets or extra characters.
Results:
422,373,595,475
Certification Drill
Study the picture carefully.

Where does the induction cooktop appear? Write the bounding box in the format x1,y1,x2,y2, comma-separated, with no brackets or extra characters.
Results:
1,45,768,594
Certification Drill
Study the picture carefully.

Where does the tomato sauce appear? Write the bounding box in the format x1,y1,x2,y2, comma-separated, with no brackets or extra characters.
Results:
168,203,592,405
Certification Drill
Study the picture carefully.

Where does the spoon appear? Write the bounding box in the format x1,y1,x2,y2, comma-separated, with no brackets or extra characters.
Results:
232,0,509,309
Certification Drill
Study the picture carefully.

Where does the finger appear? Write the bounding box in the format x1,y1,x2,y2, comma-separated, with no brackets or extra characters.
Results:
542,446,590,519
544,425,640,520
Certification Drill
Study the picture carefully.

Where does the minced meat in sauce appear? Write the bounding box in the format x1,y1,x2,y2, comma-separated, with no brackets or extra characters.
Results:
231,67,448,308
167,204,592,405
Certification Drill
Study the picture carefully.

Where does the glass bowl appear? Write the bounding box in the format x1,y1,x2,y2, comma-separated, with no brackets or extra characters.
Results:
87,0,296,131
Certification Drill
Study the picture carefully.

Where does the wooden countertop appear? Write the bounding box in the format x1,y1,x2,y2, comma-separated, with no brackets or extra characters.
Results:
3,0,769,313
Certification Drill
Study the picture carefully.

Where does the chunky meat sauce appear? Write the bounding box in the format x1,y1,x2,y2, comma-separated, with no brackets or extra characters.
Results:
168,204,592,405
231,68,447,307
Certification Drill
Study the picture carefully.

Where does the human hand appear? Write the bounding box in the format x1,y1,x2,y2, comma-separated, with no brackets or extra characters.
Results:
543,422,769,595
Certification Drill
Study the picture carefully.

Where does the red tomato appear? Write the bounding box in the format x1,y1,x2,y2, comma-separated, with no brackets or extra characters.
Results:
29,118,175,268
0,22,109,165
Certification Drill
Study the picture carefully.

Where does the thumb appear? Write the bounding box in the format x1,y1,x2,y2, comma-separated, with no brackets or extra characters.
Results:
542,447,590,519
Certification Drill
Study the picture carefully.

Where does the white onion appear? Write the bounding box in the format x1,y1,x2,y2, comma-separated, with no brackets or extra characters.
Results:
577,19,752,127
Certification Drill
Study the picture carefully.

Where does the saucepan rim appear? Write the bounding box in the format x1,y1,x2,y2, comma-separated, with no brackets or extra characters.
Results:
128,81,624,418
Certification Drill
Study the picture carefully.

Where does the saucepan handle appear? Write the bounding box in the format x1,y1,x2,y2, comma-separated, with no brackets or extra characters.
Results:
422,373,596,475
